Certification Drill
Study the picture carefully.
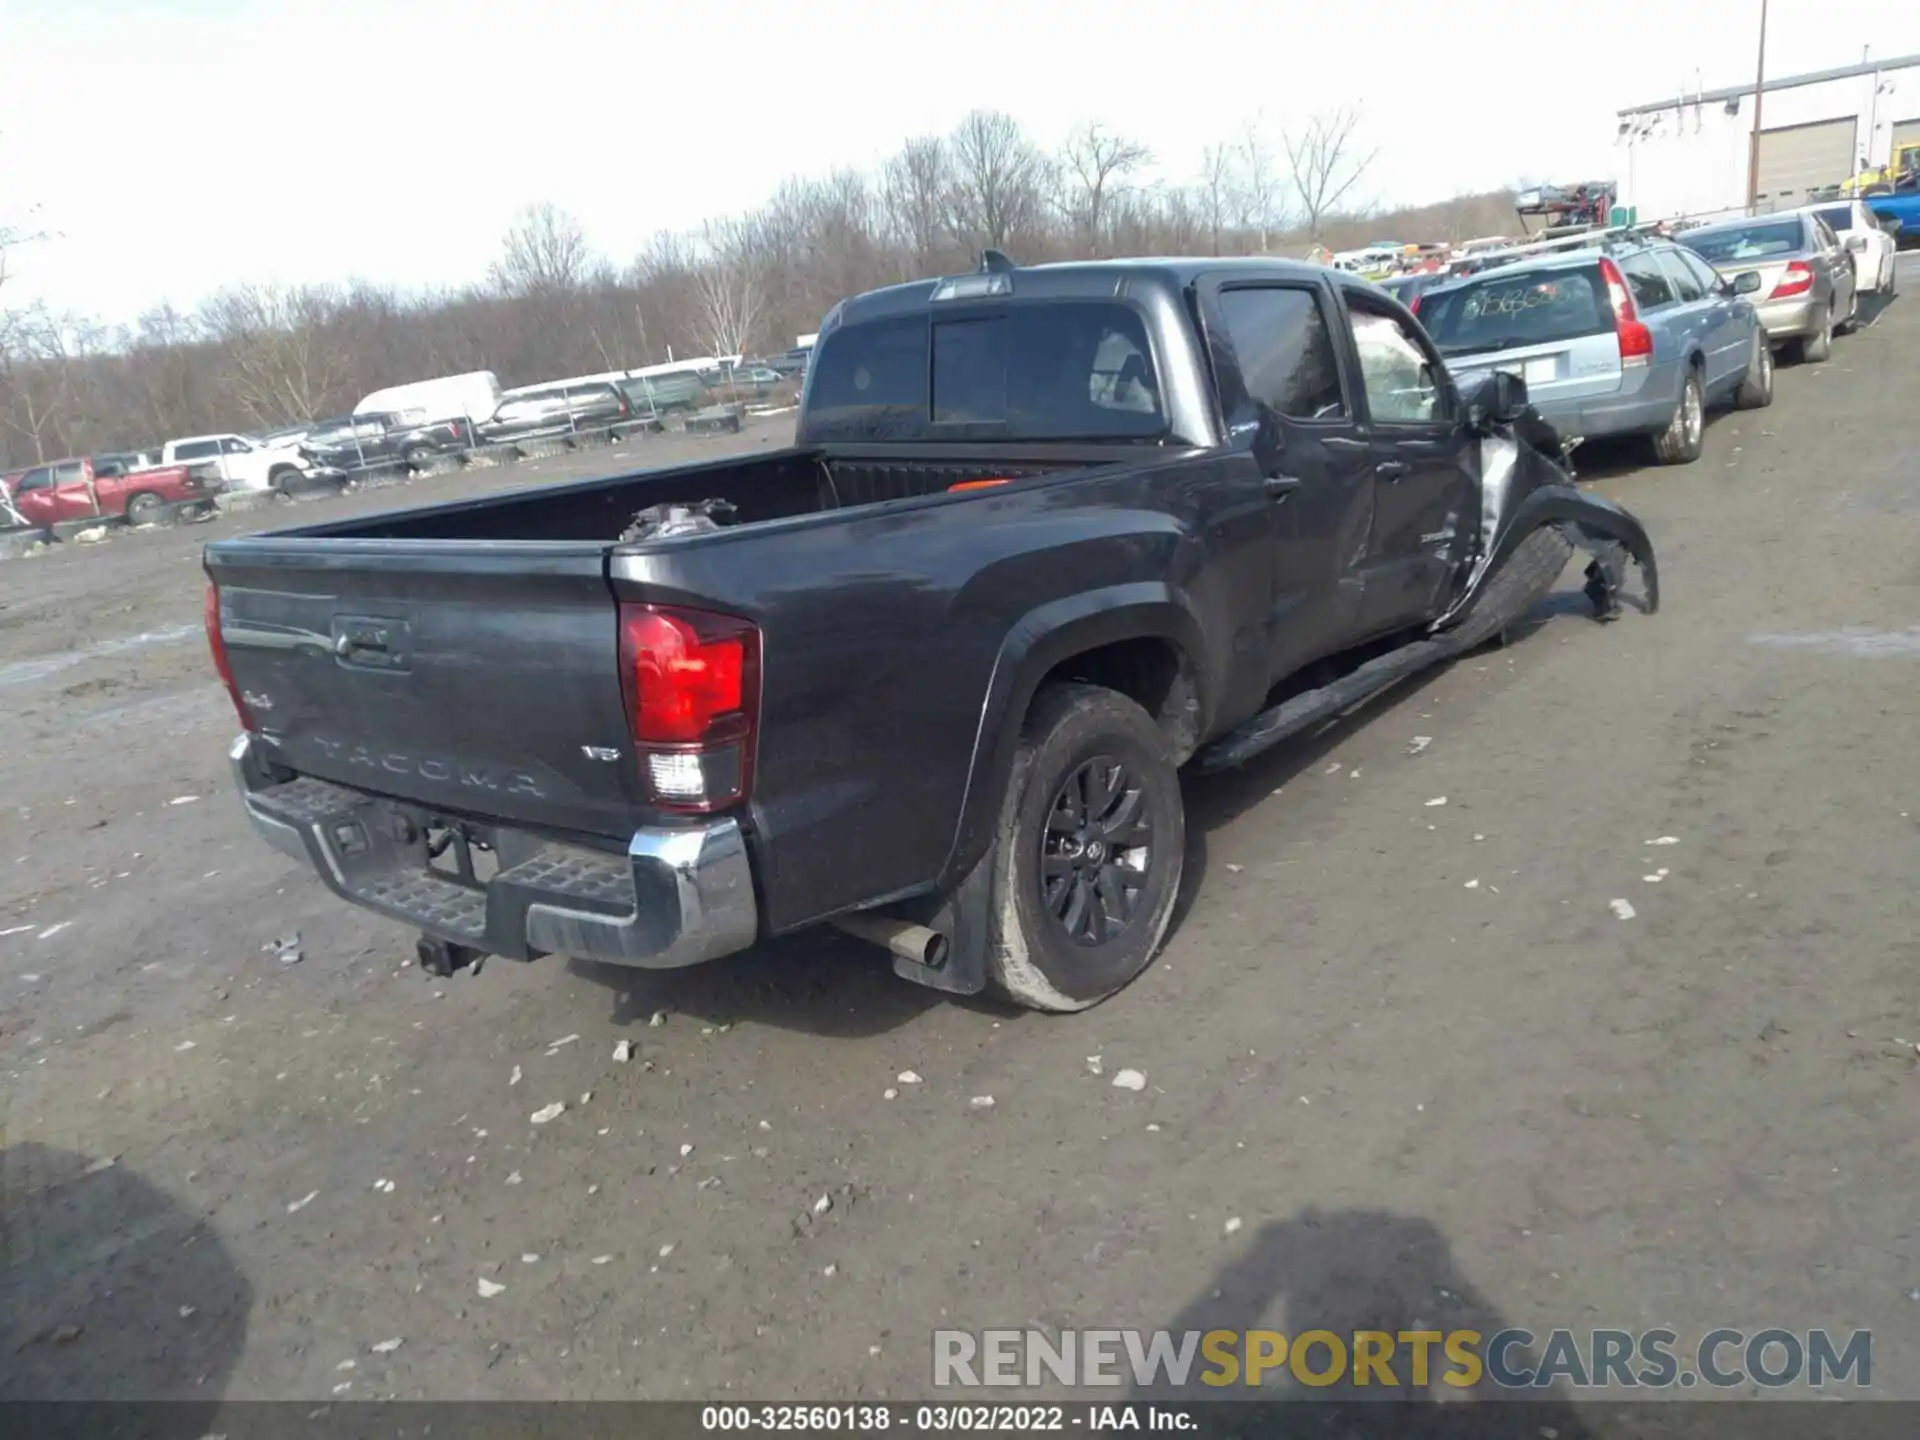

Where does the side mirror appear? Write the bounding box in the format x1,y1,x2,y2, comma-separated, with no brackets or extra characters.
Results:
1463,370,1529,432
1732,270,1763,296
1844,233,1868,253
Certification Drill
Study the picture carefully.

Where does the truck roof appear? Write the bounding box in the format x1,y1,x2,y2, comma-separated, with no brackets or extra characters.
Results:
830,256,1353,328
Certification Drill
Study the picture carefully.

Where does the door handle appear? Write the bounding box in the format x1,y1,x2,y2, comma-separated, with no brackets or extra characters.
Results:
1375,460,1410,481
1264,474,1303,501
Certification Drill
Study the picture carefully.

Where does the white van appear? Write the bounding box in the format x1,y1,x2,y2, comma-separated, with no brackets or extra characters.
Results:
354,371,503,426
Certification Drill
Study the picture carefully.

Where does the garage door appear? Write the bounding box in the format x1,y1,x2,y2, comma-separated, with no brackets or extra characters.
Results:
1892,116,1920,152
1753,117,1856,210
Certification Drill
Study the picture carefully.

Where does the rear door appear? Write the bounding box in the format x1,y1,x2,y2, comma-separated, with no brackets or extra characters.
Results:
1201,277,1373,682
1342,297,1474,635
210,544,642,839
1417,261,1622,411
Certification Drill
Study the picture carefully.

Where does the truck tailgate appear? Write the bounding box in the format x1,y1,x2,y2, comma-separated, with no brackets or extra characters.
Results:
208,542,639,840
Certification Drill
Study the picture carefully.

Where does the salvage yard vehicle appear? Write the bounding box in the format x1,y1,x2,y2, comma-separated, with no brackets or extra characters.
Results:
3,452,220,531
1677,211,1858,362
162,432,335,494
206,254,1658,1012
1412,234,1772,464
301,411,476,472
478,382,635,445
1809,199,1899,296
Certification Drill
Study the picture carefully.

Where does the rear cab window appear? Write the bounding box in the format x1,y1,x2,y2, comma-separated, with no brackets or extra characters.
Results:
807,302,1167,442
1414,264,1613,356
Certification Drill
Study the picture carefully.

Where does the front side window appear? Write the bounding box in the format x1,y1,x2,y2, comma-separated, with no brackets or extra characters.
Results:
1350,310,1443,424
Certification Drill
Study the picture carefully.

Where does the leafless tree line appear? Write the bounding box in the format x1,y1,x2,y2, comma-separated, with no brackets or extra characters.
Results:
0,105,1516,467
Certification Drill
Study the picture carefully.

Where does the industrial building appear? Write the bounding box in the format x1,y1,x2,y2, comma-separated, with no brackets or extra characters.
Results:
1616,52,1920,220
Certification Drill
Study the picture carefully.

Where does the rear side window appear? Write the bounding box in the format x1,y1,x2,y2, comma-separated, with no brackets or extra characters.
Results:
1655,248,1704,302
807,303,1166,442
1216,286,1346,421
174,440,218,460
1814,205,1853,233
1415,267,1613,354
1617,252,1677,309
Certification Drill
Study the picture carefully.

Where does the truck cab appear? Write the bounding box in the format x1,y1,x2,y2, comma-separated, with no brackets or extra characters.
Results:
163,433,322,493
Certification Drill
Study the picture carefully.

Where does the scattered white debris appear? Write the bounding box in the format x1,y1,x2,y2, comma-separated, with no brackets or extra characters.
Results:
613,1040,634,1063
505,1171,523,1186
1224,1217,1244,1235
1644,836,1680,847
1146,1123,1162,1133
1324,762,1342,775
286,1191,319,1214
1609,898,1637,920
649,1011,667,1027
1086,1055,1103,1075
509,1065,522,1087
521,1253,540,1264
1472,834,1486,842
263,932,303,965
477,1277,506,1298
758,1120,771,1130
813,1194,834,1216
546,1033,580,1055
1464,879,1480,890
38,922,74,941
1642,874,1664,883
883,1088,898,1100
580,1090,593,1105
335,1359,356,1371
371,1338,404,1354
1225,863,1243,873
1407,736,1433,756
592,1255,613,1266
2,925,32,937
168,795,200,806
679,1142,694,1157
530,1102,566,1124
897,1070,922,1085
373,1178,395,1194
824,1263,838,1277
1425,797,1448,808
180,1305,198,1320
870,1345,883,1357
969,1095,996,1110
658,1243,675,1258
1112,1068,1147,1092
333,1381,353,1395
174,1039,196,1052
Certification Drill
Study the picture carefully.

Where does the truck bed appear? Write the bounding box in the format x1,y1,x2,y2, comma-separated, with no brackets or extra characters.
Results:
292,446,1108,543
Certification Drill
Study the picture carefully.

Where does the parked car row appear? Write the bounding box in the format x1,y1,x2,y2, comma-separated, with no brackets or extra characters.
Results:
1388,200,1888,465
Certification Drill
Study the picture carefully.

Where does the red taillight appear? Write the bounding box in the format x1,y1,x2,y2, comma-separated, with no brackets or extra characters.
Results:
1770,260,1814,299
618,603,761,813
948,477,1012,492
1408,294,1422,315
1597,257,1652,366
204,581,255,731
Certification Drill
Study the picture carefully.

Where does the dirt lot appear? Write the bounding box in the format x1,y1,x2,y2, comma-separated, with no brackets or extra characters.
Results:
3,285,1917,1410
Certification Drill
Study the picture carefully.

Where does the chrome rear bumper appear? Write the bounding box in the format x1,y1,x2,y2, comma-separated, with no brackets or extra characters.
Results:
229,734,758,969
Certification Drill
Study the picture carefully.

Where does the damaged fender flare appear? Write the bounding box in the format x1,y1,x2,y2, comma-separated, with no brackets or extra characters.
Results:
1435,483,1659,634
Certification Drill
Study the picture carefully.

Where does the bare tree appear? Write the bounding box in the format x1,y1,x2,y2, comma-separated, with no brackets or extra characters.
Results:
1196,144,1236,255
488,202,595,296
1284,106,1377,237
1058,123,1152,255
1233,118,1285,252
943,110,1047,256
200,283,350,425
689,218,768,360
882,136,950,276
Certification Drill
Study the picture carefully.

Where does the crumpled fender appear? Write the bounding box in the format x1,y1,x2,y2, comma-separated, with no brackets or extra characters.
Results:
1431,425,1659,633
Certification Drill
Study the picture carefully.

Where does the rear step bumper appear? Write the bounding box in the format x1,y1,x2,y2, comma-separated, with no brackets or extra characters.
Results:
229,734,758,969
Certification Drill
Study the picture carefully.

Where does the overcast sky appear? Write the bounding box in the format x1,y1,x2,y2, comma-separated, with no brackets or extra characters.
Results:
3,0,1916,323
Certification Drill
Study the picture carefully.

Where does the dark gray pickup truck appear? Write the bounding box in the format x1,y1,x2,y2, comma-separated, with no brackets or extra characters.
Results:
205,254,1657,1012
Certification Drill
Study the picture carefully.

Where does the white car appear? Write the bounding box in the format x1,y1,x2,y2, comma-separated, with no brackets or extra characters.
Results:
160,433,328,493
1807,198,1899,295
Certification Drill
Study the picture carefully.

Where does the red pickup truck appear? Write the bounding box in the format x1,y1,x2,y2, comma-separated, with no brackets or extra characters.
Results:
1,453,219,532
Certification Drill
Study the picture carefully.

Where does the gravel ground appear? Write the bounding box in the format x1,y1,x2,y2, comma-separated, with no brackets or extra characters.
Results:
2,281,1916,1410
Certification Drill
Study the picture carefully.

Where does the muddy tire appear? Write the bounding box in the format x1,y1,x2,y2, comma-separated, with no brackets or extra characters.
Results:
1449,526,1575,652
402,445,433,470
984,683,1184,1013
1734,335,1775,409
1650,368,1705,465
125,492,165,527
1798,308,1833,363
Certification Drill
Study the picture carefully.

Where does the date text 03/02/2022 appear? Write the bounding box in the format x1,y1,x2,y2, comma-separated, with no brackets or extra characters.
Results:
700,1404,1195,1431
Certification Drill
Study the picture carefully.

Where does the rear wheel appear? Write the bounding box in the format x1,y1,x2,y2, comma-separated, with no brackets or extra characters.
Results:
402,445,432,470
984,683,1184,1013
268,465,301,492
1650,368,1705,464
1799,307,1834,363
125,492,165,527
1734,335,1775,409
